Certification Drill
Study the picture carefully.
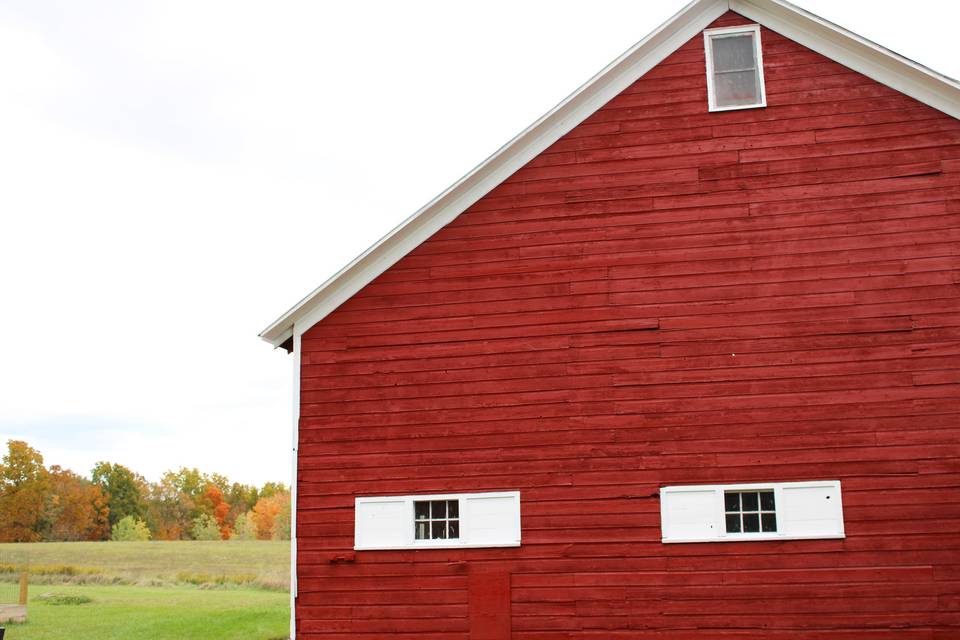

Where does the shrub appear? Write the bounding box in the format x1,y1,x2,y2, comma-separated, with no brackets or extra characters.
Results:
111,515,151,541
191,514,221,541
35,592,93,605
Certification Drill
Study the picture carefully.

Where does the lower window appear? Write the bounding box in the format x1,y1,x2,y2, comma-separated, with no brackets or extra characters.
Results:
355,491,521,550
660,481,844,543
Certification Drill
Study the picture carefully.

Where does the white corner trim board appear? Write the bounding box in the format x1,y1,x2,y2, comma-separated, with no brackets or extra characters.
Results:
259,0,960,349
660,480,845,543
289,330,301,640
355,491,521,551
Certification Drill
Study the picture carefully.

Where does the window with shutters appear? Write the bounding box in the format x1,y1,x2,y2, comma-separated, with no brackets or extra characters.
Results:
704,24,766,111
354,491,521,550
660,481,844,543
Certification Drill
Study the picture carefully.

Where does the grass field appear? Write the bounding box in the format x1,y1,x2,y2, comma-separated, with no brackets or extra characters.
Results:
3,584,289,640
0,541,290,640
0,540,289,590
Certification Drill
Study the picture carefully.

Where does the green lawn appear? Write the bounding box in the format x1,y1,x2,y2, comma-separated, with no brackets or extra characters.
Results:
0,542,290,640
3,584,289,640
0,540,289,590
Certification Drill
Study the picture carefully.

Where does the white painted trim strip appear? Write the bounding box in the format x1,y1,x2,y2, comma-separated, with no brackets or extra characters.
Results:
289,330,300,640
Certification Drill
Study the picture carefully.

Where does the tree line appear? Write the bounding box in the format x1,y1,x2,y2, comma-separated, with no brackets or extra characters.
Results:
0,440,290,543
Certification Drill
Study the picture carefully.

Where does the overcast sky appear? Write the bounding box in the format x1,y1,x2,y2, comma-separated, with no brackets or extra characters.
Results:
0,1,957,487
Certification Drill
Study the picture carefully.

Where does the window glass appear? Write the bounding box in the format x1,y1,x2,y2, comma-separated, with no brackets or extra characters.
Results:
715,70,759,107
414,499,460,540
712,34,755,72
724,490,776,534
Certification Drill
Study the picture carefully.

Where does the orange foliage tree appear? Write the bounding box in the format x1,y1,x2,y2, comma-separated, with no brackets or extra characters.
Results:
252,493,287,540
201,484,232,539
46,466,110,541
0,440,50,542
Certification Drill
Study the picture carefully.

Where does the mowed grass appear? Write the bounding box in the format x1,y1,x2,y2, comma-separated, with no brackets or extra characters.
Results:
3,583,289,640
0,542,290,640
0,540,289,589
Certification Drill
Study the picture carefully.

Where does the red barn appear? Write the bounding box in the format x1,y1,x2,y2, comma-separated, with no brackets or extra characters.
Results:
261,0,960,637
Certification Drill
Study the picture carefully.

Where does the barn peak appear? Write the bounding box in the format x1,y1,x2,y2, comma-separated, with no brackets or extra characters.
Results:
260,0,960,350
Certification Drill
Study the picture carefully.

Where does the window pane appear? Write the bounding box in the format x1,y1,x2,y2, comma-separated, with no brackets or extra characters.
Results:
712,34,755,72
761,513,777,532
415,521,429,540
447,500,459,518
415,502,430,520
430,500,447,519
725,514,741,533
714,70,759,107
741,492,759,512
431,520,447,539
760,491,776,511
724,492,740,512
743,513,760,532
448,520,460,539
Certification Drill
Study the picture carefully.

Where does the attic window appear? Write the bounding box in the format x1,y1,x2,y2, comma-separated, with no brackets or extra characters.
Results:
704,24,766,111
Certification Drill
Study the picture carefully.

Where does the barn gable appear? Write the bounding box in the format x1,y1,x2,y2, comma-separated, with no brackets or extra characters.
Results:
260,0,960,349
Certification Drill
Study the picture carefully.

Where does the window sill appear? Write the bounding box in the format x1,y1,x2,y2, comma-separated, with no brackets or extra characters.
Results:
708,101,767,112
663,533,846,544
355,541,521,551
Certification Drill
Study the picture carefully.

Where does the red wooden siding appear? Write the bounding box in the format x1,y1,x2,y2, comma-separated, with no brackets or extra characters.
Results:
297,11,960,639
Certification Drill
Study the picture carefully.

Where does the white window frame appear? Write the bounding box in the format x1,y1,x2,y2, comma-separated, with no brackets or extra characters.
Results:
354,490,521,551
704,24,767,112
660,480,844,543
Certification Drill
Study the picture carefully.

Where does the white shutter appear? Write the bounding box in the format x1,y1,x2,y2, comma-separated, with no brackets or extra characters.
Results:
779,482,844,538
355,497,408,550
661,487,720,542
464,492,521,546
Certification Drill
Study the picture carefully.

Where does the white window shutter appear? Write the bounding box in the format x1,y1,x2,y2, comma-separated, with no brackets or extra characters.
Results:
779,482,844,538
355,497,408,550
464,493,521,546
661,487,719,542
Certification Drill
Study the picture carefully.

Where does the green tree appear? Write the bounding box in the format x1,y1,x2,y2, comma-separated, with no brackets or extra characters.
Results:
259,482,286,499
91,462,146,528
231,511,258,541
111,515,151,541
0,440,50,542
191,513,221,541
272,493,292,541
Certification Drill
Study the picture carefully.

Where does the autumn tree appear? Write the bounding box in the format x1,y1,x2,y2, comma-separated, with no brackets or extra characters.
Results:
91,461,146,528
144,472,195,540
0,440,50,542
45,466,110,541
198,484,231,539
251,492,290,540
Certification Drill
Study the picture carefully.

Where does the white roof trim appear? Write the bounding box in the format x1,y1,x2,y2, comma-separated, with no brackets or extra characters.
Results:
260,0,960,347
731,0,960,119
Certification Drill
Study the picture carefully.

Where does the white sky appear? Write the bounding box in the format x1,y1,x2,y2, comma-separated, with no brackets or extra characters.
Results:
0,1,957,486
